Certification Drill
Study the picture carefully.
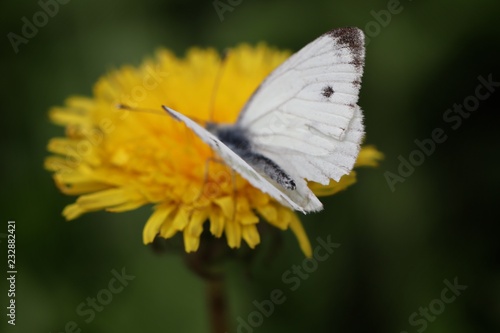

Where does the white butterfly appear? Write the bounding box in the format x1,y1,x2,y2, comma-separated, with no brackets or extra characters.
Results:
164,27,365,213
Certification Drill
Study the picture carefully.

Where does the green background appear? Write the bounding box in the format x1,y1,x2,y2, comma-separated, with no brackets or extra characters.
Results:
1,0,499,332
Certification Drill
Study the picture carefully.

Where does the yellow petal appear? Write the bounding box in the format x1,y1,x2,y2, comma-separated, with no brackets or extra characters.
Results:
183,210,208,252
309,172,357,197
65,96,95,110
184,233,200,253
49,107,89,126
44,156,73,173
47,138,79,156
355,145,384,167
187,210,208,236
58,181,111,195
224,219,241,248
54,171,112,195
55,171,96,184
209,209,225,237
62,203,85,220
289,213,312,258
171,206,190,231
106,199,148,213
242,224,260,249
76,188,143,211
256,204,278,222
47,138,100,166
247,188,269,206
143,204,175,244
214,196,235,219
266,206,292,230
238,210,259,225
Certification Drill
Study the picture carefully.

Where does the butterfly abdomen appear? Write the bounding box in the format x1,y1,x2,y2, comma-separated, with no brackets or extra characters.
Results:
244,153,296,190
209,124,296,190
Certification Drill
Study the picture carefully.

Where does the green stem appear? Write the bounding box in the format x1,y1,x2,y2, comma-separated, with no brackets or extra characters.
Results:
207,278,229,333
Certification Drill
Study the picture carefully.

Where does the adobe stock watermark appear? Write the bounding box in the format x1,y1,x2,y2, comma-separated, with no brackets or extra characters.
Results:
47,65,169,175
7,0,71,54
385,73,499,192
213,0,243,22
50,267,135,333
231,235,340,333
400,277,467,333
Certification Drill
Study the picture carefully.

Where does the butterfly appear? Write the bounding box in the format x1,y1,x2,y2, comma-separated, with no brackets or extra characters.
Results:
163,27,365,213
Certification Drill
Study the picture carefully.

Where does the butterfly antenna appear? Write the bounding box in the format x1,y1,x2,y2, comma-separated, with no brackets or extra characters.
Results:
231,169,238,222
116,103,166,116
208,49,230,122
119,103,210,126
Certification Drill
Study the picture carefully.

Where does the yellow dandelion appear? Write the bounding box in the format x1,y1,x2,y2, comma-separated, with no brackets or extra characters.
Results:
45,44,383,257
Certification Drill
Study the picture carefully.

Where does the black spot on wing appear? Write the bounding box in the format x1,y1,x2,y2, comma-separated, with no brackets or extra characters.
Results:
322,85,334,98
327,27,365,70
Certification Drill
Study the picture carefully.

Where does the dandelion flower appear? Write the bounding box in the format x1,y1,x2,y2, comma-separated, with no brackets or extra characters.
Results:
45,44,382,257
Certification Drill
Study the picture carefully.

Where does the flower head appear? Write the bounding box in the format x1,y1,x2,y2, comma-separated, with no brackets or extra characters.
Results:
45,44,382,257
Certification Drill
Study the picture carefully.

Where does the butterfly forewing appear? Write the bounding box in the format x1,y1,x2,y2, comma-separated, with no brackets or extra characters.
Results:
236,27,366,186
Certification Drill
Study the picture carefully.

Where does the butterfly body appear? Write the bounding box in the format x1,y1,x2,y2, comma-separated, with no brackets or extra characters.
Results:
164,27,366,213
207,123,297,190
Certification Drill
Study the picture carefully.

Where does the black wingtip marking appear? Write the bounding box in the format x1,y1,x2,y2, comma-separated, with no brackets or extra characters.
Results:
322,85,334,98
328,27,364,51
327,27,365,70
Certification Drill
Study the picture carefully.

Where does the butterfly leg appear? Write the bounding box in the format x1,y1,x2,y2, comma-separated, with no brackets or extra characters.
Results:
193,157,224,202
194,158,233,198
230,169,237,222
196,158,238,222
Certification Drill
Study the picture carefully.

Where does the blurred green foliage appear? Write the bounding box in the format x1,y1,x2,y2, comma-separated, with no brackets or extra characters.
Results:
1,0,499,332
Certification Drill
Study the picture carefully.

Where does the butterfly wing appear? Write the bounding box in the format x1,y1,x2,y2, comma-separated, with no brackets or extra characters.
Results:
163,106,317,213
237,27,366,186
